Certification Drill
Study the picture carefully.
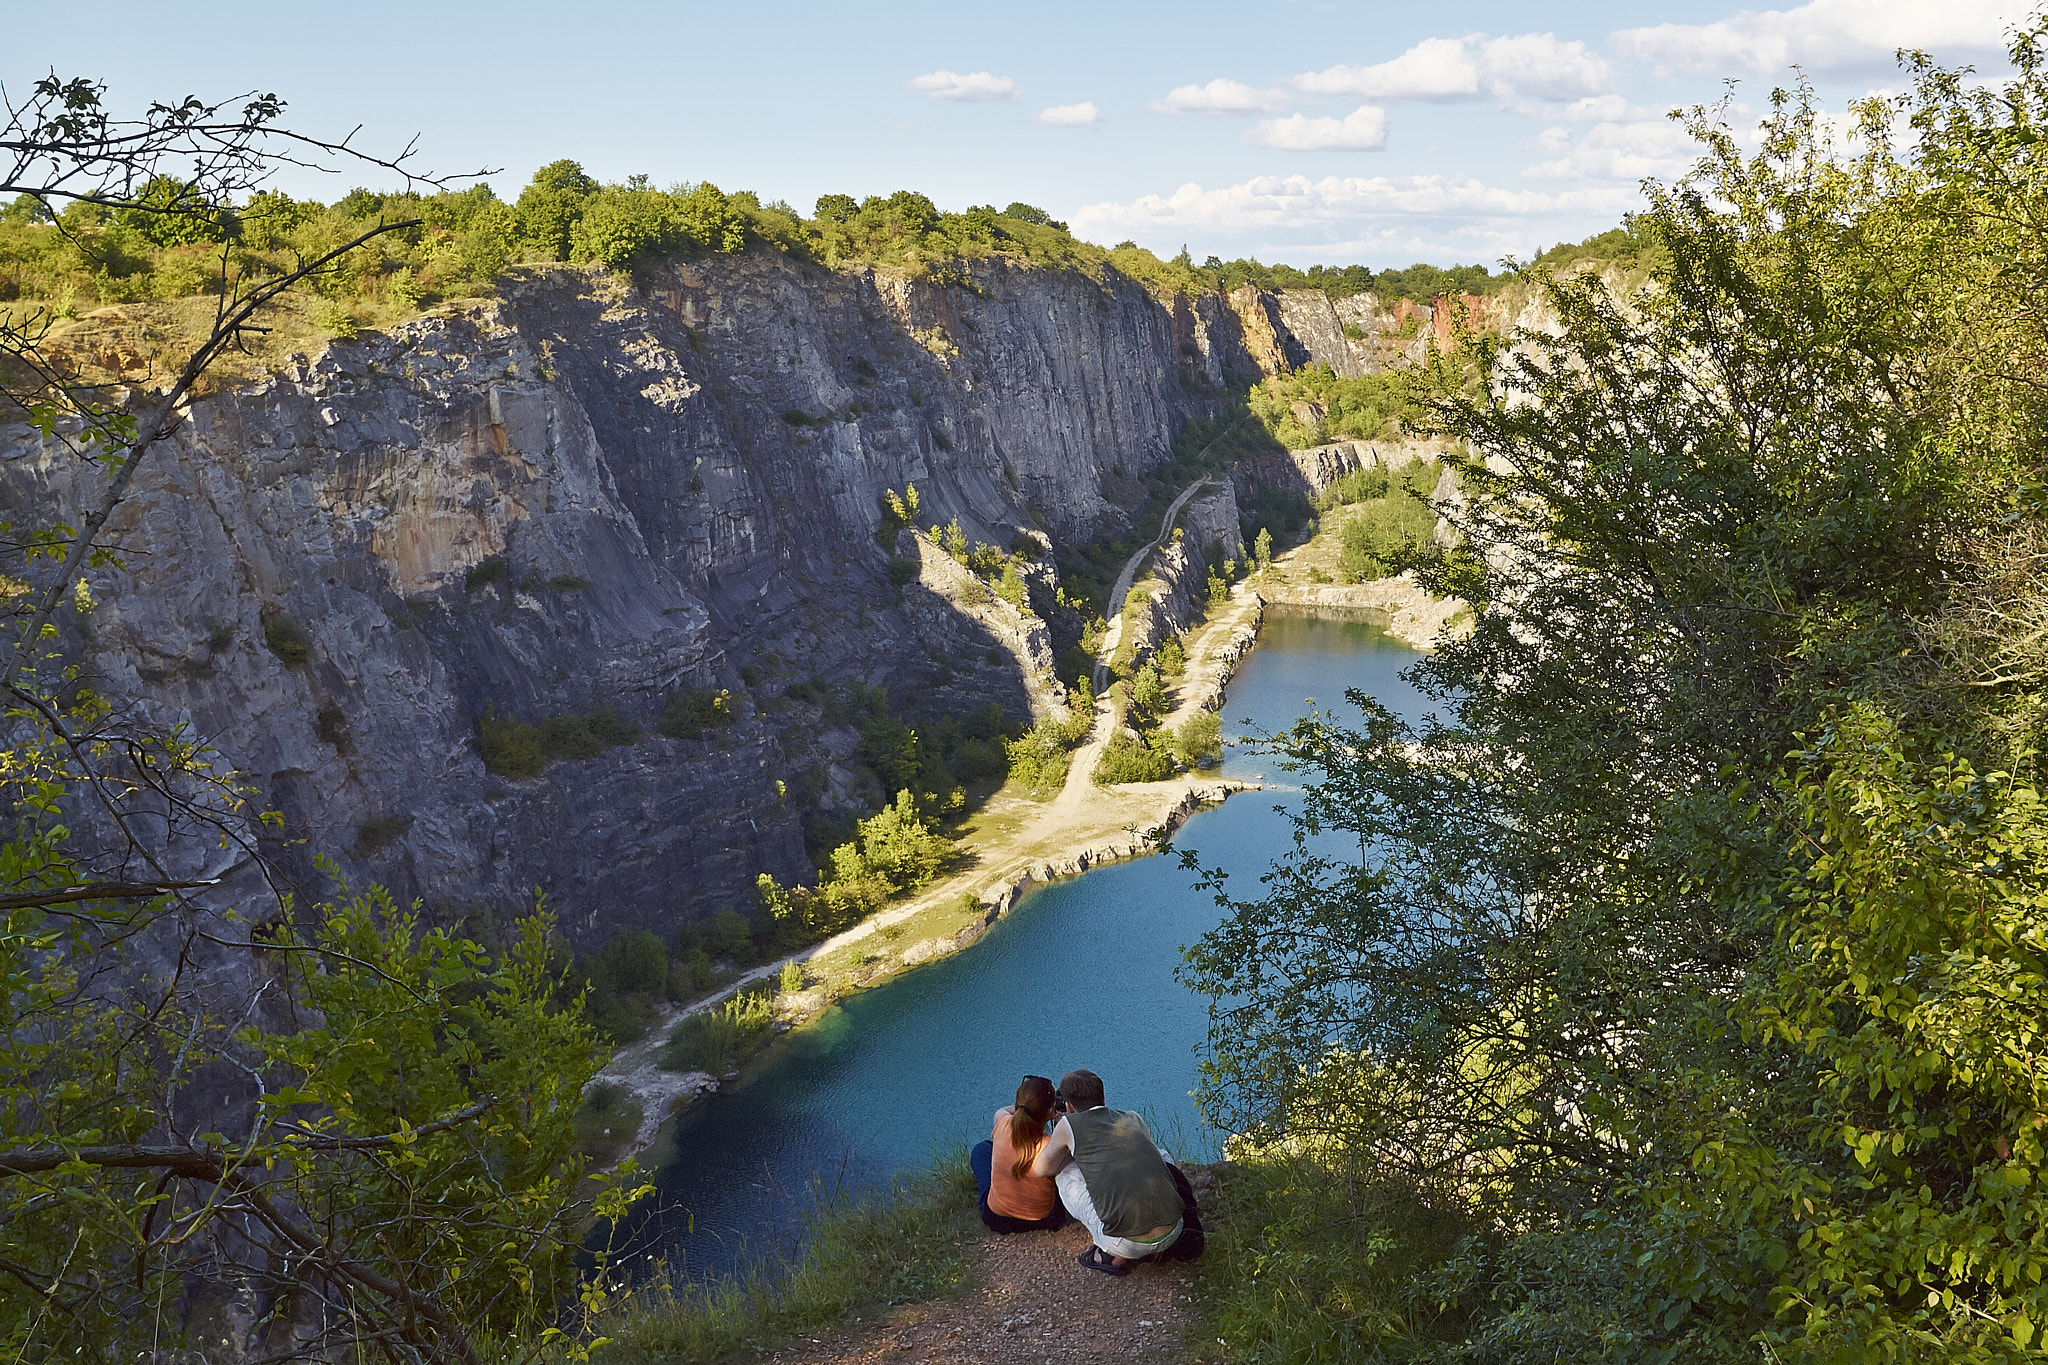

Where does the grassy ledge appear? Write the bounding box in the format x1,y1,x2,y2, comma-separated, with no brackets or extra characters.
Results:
576,1150,980,1362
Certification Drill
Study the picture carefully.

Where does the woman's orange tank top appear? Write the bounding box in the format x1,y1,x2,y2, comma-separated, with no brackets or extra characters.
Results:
989,1109,1058,1220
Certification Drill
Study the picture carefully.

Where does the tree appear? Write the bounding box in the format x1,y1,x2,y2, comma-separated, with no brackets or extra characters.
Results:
1182,53,2048,1361
513,157,595,259
0,73,633,1360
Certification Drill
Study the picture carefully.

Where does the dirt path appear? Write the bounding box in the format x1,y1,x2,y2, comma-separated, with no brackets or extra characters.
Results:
759,1217,1209,1365
1093,479,1218,695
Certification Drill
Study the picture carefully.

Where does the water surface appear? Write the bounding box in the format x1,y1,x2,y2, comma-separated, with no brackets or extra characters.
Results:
619,610,1431,1274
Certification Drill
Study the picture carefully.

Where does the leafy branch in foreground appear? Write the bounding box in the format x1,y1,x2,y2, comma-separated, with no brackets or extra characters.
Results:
1183,37,2048,1364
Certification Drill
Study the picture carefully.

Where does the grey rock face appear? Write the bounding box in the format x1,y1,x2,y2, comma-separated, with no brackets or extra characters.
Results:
2,253,1444,951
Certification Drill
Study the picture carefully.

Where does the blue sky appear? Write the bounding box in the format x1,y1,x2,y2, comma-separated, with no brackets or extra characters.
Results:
9,0,2031,269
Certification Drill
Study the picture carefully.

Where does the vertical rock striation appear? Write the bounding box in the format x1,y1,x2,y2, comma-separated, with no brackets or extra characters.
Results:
0,252,1460,948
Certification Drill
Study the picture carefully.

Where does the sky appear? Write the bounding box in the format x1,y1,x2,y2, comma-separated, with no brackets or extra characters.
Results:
8,0,2034,270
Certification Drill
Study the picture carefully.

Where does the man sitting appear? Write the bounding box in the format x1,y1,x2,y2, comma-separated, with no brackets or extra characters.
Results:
1030,1068,1184,1275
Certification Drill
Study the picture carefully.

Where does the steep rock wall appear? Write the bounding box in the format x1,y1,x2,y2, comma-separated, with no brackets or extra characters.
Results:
1,252,1474,949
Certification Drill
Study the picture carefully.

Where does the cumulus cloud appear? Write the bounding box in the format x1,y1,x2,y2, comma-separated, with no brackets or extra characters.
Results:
1247,105,1390,151
1036,101,1101,127
1293,32,1612,104
908,70,1021,102
1069,172,1640,241
1523,119,1702,181
1151,78,1293,114
1613,0,2019,75
1295,36,1479,99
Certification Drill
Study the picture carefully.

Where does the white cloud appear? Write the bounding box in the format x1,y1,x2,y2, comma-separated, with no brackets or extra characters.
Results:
1613,0,2020,75
1247,105,1390,151
1523,119,1702,181
908,70,1021,102
1481,33,1616,103
1295,36,1479,99
1292,33,1611,104
1036,101,1101,127
1069,173,1641,241
1151,77,1293,114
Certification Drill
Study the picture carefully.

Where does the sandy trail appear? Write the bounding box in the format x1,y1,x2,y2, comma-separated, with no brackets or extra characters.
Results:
1092,479,1218,696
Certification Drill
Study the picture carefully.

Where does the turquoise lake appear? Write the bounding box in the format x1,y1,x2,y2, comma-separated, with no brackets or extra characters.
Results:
615,611,1433,1275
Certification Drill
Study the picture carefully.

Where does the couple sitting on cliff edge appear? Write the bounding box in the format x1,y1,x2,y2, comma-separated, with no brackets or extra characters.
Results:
969,1069,1205,1276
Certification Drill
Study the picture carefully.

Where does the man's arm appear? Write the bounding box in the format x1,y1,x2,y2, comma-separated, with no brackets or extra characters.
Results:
1030,1115,1075,1178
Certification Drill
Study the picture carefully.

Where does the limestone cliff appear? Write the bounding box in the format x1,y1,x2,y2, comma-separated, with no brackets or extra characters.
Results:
0,252,1471,948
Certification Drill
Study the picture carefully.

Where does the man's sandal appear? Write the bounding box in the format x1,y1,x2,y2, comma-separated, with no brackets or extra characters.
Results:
1078,1246,1130,1276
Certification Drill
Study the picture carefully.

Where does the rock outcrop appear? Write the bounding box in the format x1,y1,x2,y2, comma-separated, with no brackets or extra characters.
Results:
0,251,1479,950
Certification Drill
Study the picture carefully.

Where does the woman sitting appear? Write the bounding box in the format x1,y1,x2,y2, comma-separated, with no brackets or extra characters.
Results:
969,1075,1071,1233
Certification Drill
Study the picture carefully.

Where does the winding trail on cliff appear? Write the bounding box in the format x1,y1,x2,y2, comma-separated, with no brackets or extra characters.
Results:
1092,478,1219,696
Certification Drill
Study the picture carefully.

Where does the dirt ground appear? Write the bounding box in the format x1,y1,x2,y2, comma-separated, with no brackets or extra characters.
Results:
758,1217,1208,1365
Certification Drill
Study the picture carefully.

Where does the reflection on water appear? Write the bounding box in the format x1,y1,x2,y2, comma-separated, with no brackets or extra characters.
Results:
613,611,1432,1276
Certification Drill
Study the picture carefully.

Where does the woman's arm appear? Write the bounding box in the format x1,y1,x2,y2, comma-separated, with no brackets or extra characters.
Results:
1030,1116,1075,1178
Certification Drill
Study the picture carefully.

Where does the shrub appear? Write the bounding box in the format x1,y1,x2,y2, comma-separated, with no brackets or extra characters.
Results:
477,702,637,777
1338,498,1436,582
315,699,351,751
1093,729,1176,784
547,574,593,591
1129,660,1167,720
1004,712,1089,795
658,989,775,1074
261,610,311,667
476,705,546,778
1173,710,1223,768
657,687,734,739
1157,634,1186,678
464,555,510,591
350,814,413,859
781,409,812,427
1197,1148,1469,1361
887,556,919,586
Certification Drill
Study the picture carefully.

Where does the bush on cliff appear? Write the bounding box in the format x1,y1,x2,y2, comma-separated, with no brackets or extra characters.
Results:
477,702,639,777
657,687,734,740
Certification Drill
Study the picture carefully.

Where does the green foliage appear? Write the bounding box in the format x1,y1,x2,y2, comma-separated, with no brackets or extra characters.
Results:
1157,633,1187,678
1336,497,1439,582
515,159,598,260
1181,53,2048,1362
658,988,775,1074
0,866,617,1359
1196,1146,1471,1361
1253,526,1274,571
1250,364,1426,448
758,788,953,945
1129,658,1168,720
1003,709,1092,796
583,1151,979,1362
1172,710,1222,768
463,554,510,590
657,687,733,739
1092,728,1175,784
260,608,311,666
476,701,638,777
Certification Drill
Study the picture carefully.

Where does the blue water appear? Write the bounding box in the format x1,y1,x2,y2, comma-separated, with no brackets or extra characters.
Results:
616,611,1431,1275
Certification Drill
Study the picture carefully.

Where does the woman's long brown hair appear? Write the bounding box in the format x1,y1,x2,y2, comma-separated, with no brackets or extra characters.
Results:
1009,1075,1058,1179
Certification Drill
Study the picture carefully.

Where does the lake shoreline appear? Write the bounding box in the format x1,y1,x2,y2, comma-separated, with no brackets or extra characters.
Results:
591,548,1453,1170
